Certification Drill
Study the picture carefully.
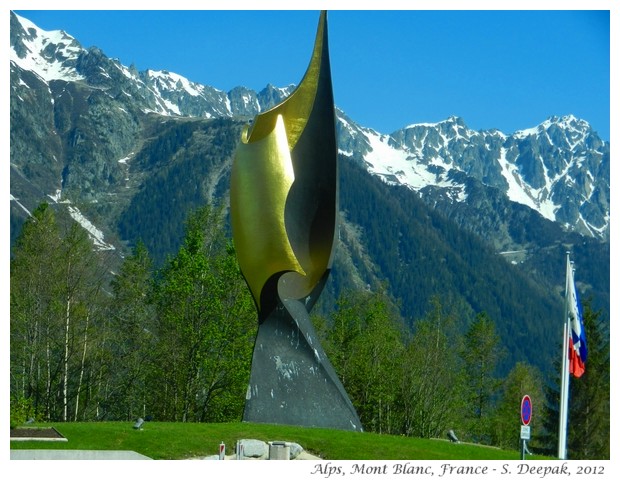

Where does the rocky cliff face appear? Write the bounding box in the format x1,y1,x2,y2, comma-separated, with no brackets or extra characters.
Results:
338,113,609,242
10,11,609,247
9,11,610,375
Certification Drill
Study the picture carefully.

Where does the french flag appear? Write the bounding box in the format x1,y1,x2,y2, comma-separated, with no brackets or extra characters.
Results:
567,264,587,378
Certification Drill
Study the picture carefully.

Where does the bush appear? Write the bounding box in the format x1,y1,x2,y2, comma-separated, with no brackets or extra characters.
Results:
10,396,36,428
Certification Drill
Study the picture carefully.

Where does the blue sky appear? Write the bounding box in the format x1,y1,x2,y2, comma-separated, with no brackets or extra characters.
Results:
12,6,612,140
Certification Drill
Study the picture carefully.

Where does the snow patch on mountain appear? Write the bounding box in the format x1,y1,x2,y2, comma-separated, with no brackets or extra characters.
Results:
10,12,84,83
342,113,607,237
364,130,437,189
10,11,609,241
47,189,63,203
497,148,557,221
146,69,207,98
67,206,115,251
10,195,32,217
344,124,468,202
117,153,134,165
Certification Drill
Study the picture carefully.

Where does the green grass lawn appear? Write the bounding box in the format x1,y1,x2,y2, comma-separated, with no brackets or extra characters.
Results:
10,421,551,460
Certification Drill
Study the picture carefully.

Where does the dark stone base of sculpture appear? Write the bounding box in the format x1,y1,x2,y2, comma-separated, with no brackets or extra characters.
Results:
243,299,362,431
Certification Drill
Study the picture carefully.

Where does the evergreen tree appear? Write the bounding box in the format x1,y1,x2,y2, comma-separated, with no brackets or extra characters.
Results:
461,312,505,444
540,363,562,457
542,300,609,459
566,300,610,459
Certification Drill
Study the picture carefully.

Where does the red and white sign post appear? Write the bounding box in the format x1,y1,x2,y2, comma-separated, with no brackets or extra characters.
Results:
520,395,532,460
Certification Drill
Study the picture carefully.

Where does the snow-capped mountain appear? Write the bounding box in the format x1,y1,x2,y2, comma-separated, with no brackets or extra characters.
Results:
9,13,84,83
10,12,294,119
9,11,295,251
10,10,609,249
337,112,609,240
10,12,610,374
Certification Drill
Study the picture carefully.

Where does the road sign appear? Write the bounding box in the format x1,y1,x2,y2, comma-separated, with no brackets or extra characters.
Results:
520,425,531,440
521,395,532,426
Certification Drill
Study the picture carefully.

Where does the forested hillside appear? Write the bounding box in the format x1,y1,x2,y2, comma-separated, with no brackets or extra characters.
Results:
118,117,244,262
336,159,562,374
11,202,609,458
10,11,609,458
39,112,597,378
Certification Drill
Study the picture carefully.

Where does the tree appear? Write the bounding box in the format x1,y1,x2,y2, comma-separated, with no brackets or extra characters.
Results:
491,362,546,450
55,220,113,421
104,241,156,420
397,297,466,438
150,205,256,422
566,300,610,459
461,312,505,444
11,203,63,420
57,223,93,421
542,300,609,459
323,288,405,434
11,203,111,421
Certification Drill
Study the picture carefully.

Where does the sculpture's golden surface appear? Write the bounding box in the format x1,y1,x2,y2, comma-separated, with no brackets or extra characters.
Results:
231,114,302,306
230,11,361,431
230,11,335,317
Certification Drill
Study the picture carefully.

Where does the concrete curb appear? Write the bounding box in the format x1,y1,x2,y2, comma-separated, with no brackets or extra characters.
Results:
10,450,152,460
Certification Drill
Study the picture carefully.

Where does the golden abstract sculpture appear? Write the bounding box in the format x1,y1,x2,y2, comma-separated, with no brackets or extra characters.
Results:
230,11,361,430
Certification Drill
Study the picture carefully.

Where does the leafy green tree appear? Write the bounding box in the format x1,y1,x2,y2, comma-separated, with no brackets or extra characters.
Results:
11,203,63,420
103,241,156,420
461,312,505,444
55,221,111,421
150,205,256,422
397,297,466,438
323,288,405,434
491,362,546,450
11,203,111,421
322,290,364,391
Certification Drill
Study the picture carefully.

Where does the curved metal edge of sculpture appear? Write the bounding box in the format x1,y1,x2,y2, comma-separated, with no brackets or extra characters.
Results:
230,11,362,431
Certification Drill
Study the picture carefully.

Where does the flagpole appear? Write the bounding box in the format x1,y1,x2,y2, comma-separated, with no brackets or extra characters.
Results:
558,251,571,459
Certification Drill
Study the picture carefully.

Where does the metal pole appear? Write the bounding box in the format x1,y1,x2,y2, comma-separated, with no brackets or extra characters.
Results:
557,252,571,459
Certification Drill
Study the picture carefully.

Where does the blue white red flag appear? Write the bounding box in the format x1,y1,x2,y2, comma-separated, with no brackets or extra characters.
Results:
567,264,587,377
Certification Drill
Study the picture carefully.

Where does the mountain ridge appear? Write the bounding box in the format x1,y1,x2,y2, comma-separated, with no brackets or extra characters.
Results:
9,11,610,376
10,11,609,243
338,112,609,240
